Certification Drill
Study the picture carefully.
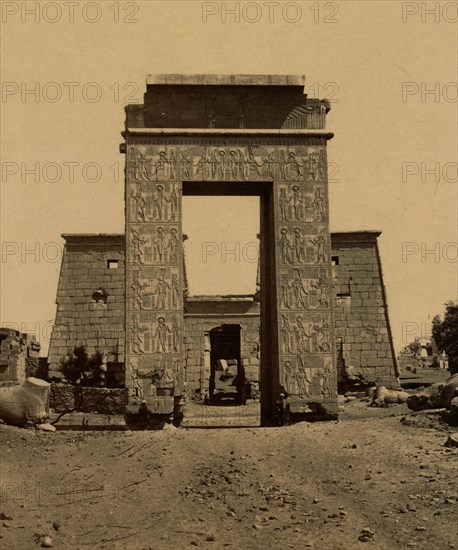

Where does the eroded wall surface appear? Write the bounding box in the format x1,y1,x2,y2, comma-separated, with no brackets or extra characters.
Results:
331,233,398,387
47,235,125,379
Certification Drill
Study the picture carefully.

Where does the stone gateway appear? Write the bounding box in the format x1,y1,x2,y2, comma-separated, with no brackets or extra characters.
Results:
47,75,399,425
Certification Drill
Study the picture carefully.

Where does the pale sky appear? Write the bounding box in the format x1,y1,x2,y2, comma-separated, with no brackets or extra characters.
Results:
1,1,457,355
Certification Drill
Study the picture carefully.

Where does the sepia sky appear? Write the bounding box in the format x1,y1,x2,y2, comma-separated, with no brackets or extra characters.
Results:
1,0,457,355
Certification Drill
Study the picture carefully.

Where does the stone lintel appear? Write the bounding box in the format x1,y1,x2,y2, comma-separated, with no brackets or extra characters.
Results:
331,231,382,244
186,295,255,302
146,74,305,87
61,234,125,246
124,128,334,139
184,313,260,319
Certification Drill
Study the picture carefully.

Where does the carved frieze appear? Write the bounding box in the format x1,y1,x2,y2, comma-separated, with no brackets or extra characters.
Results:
126,145,327,183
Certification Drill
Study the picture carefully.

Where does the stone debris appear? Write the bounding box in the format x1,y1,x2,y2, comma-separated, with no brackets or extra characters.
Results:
36,423,56,433
444,433,458,448
407,374,458,412
371,386,410,406
358,527,375,542
40,535,53,548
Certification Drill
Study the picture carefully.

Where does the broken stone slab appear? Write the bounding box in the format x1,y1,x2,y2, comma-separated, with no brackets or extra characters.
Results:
0,378,50,425
36,423,56,433
407,374,458,412
126,396,175,415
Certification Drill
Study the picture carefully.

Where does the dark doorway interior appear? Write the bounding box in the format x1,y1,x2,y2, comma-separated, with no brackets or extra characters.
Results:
209,325,244,404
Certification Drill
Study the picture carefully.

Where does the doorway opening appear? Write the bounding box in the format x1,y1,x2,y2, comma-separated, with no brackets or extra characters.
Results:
181,181,278,426
209,324,243,404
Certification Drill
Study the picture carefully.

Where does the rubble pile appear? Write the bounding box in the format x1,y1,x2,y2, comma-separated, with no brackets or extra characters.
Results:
407,374,458,412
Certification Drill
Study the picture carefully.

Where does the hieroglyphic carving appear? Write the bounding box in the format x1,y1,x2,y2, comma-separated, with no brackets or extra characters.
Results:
128,224,182,266
279,268,330,310
127,144,327,183
124,140,335,409
129,183,180,222
127,312,182,355
126,157,184,400
281,355,334,399
276,166,334,405
129,268,181,311
278,225,329,266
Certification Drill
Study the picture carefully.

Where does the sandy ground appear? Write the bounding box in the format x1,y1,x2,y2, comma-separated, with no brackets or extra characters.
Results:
1,403,457,550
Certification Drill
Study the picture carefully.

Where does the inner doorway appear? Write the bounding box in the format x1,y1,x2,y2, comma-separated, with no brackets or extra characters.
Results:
209,324,243,404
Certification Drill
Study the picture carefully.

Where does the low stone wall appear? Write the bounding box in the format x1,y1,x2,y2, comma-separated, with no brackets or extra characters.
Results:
25,357,48,380
50,384,127,414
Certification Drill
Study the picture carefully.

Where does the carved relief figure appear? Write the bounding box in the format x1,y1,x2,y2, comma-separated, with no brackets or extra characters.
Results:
281,314,293,353
283,360,297,394
309,229,327,264
307,150,319,181
216,150,226,179
309,275,329,309
152,269,170,309
246,145,262,178
280,274,291,309
131,190,147,222
312,317,331,353
263,151,275,179
129,147,152,182
291,268,308,309
295,316,311,353
131,272,149,310
156,151,175,180
167,228,180,264
169,151,177,180
291,185,304,221
296,367,311,398
208,149,219,179
154,316,171,353
131,314,147,354
169,185,178,221
279,150,288,181
170,273,180,307
313,188,326,222
131,227,146,266
279,228,293,265
153,227,165,263
279,188,290,222
288,152,302,182
293,227,306,263
180,151,192,180
152,185,166,221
